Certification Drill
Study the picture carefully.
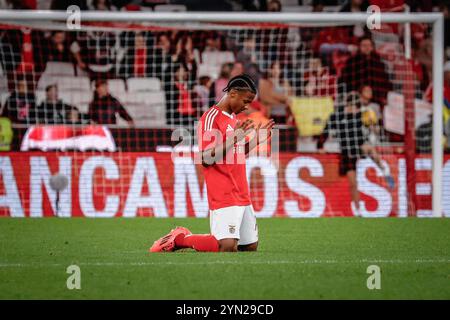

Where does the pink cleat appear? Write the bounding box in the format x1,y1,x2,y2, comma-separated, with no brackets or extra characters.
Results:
149,226,191,253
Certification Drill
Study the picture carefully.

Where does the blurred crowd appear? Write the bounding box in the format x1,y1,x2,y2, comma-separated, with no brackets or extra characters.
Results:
0,0,449,153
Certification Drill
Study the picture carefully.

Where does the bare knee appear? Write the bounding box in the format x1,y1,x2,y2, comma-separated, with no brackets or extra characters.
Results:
238,241,258,252
220,245,238,252
219,239,238,252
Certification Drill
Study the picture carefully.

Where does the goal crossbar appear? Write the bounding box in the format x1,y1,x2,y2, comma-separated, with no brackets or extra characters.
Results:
0,10,443,23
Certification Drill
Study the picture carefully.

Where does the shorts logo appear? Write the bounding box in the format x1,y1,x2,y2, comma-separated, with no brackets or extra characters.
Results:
229,225,236,234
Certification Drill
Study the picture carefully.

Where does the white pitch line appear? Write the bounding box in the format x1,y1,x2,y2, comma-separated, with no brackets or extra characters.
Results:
0,259,449,268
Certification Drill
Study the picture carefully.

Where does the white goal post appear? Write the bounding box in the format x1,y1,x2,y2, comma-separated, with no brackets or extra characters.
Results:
0,10,444,217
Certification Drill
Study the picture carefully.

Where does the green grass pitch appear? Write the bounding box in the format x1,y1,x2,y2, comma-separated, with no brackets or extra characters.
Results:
0,218,449,299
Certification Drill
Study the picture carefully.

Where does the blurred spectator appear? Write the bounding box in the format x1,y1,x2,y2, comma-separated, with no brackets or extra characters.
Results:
209,62,233,104
339,0,369,38
303,57,337,98
312,26,356,56
339,0,369,12
45,31,85,69
46,31,73,63
310,0,351,9
171,35,199,87
1,78,36,125
50,0,88,10
192,30,226,52
236,37,259,73
90,0,117,10
412,51,430,93
415,36,433,86
0,0,10,8
230,61,244,78
119,31,160,79
329,50,350,78
241,0,267,11
194,75,212,112
246,62,263,87
339,36,392,105
139,0,169,10
36,84,75,124
436,1,449,52
236,36,268,85
0,28,47,90
65,105,87,125
254,11,290,70
120,3,143,11
0,0,11,9
88,80,134,125
312,0,325,12
165,63,199,126
155,33,175,84
392,38,433,95
367,0,407,35
203,34,222,52
368,0,405,12
424,60,450,105
411,22,427,45
1,0,35,9
267,0,281,12
72,31,117,81
312,27,356,89
359,84,381,118
258,61,293,123
387,44,430,96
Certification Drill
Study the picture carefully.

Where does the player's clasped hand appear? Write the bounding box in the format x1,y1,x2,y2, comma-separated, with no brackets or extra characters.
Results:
234,119,255,143
256,119,275,143
234,118,275,144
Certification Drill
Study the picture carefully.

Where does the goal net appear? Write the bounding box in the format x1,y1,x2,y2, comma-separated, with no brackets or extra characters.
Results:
0,11,445,218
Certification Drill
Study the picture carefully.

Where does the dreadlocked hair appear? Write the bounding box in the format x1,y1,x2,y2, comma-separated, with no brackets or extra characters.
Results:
222,74,258,94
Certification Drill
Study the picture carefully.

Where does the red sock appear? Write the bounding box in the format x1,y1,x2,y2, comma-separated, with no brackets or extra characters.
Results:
175,234,219,252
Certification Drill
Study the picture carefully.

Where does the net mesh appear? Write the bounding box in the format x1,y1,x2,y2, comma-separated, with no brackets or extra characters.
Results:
0,18,437,217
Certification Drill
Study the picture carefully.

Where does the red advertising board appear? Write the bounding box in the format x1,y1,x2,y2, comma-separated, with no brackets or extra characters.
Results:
0,152,448,217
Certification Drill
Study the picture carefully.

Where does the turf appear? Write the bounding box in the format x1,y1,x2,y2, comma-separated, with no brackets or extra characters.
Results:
0,218,449,299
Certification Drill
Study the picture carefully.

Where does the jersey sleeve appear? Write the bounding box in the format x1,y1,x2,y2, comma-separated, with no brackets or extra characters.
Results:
198,110,221,152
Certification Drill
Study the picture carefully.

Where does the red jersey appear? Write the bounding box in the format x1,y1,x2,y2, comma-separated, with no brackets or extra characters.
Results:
198,106,251,210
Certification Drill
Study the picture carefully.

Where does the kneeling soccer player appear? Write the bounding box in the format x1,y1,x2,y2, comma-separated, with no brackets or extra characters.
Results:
150,74,274,252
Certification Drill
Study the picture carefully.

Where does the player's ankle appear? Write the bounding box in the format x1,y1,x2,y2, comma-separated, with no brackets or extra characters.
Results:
351,201,361,216
174,233,186,247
